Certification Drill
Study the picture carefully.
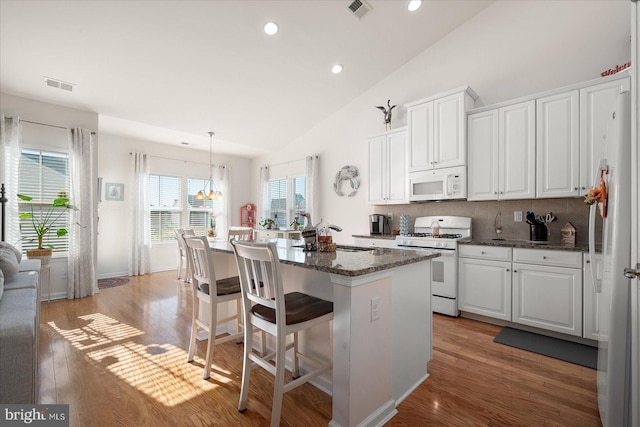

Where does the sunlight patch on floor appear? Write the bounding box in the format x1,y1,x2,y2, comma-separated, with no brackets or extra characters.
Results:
48,313,144,350
48,312,233,407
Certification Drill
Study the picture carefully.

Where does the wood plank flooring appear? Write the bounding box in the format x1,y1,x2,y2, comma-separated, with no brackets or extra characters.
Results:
38,271,601,426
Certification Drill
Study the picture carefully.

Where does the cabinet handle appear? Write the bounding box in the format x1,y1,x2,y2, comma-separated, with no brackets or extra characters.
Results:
581,187,586,190
506,268,510,272
514,270,518,273
494,192,498,195
500,191,503,194
586,260,590,264
481,251,485,254
542,256,547,259
574,187,578,191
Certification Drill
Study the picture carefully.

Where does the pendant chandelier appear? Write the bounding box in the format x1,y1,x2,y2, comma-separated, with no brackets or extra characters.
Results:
195,131,223,201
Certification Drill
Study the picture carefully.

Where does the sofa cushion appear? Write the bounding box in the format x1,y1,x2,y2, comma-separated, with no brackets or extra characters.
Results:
4,270,38,291
0,287,37,404
0,246,19,279
0,242,22,263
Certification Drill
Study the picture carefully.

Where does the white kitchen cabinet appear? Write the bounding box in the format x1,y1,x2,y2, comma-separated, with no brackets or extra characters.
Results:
368,127,408,205
459,256,512,321
512,248,583,337
579,77,631,191
536,90,580,198
353,237,397,249
467,101,535,201
407,87,477,172
583,253,607,341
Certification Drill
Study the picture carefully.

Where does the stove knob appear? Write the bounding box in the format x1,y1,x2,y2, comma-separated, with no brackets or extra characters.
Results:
434,241,442,248
441,242,449,249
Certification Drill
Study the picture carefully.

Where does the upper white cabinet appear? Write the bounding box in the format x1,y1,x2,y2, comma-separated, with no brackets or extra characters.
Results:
467,101,535,201
536,90,580,198
368,127,408,205
407,87,477,172
579,77,631,191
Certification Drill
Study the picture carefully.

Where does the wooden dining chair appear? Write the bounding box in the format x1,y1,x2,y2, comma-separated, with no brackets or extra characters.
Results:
230,239,333,427
183,235,243,379
228,227,252,241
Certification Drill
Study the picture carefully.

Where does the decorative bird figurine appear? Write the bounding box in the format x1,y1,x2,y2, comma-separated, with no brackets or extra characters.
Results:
375,99,397,130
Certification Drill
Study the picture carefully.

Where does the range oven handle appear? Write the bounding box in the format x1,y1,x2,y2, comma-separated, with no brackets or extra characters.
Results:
396,245,456,255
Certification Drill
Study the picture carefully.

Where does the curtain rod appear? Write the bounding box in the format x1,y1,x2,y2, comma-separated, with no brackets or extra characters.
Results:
13,118,96,135
267,155,317,169
129,152,227,168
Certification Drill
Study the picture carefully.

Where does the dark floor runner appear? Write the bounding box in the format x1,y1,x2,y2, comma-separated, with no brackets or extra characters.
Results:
494,327,597,369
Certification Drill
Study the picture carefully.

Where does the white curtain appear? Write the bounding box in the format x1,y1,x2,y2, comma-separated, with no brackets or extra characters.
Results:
129,152,151,276
305,155,319,224
213,165,229,239
67,128,98,299
0,115,23,247
257,166,270,225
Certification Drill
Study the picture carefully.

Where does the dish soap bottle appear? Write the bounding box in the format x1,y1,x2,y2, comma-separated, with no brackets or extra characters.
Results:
430,220,440,237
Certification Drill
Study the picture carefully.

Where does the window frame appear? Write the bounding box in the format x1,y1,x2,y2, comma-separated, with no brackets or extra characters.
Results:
18,147,71,256
266,174,306,228
148,174,183,244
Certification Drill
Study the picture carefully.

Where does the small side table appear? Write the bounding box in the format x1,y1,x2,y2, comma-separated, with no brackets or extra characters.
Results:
40,264,51,302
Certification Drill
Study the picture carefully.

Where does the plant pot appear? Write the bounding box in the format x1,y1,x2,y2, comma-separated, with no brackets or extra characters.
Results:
26,248,53,265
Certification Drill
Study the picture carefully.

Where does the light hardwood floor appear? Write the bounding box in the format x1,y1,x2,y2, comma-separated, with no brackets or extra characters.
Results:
38,271,601,426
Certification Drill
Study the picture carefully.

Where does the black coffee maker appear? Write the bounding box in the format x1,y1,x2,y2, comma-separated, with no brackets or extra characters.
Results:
369,214,388,235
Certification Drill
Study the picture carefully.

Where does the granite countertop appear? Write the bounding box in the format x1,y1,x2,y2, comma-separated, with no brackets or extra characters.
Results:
459,239,590,252
209,240,439,277
352,234,398,241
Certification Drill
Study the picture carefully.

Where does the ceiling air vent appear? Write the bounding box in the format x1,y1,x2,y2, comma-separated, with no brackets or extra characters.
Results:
43,77,74,92
347,0,372,19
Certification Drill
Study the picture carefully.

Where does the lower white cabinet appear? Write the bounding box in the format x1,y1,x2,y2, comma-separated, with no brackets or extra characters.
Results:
459,257,512,321
512,261,583,337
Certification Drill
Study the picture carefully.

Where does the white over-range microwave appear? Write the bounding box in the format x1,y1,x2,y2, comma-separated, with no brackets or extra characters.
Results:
408,165,467,202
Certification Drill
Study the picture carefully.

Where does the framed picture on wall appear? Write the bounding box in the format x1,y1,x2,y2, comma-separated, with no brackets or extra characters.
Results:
105,183,124,201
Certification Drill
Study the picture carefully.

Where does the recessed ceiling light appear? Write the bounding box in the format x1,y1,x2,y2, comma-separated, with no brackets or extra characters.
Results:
332,64,343,74
408,0,422,12
264,22,279,35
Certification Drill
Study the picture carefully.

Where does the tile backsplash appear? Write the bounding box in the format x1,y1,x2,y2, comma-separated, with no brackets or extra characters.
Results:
374,197,600,244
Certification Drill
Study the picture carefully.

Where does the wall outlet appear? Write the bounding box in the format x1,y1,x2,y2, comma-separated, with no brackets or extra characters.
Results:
387,213,393,222
514,211,523,222
371,296,380,322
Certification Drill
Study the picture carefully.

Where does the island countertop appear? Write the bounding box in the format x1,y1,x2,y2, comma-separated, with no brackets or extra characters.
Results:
208,240,439,277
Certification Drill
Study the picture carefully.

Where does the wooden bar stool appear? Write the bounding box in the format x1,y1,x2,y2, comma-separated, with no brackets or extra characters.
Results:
230,239,333,427
183,236,243,379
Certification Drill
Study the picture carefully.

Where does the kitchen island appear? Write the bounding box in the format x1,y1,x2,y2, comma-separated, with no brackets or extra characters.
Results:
206,240,439,427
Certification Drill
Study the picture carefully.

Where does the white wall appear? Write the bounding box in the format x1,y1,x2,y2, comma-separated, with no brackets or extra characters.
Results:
251,0,631,244
96,133,253,278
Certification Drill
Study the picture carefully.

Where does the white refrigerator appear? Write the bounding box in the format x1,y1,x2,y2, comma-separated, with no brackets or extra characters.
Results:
589,90,633,427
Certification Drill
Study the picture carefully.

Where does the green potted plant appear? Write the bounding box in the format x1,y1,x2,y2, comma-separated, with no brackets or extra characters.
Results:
208,215,216,237
259,218,275,229
18,193,77,262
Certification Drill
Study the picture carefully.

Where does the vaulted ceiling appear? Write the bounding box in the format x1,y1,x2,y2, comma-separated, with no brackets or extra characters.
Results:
0,1,493,157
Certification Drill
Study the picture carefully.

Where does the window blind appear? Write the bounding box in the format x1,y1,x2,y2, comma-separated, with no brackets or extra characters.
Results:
149,174,181,243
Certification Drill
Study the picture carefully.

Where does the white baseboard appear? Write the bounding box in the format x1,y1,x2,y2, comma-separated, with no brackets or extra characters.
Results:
97,271,129,279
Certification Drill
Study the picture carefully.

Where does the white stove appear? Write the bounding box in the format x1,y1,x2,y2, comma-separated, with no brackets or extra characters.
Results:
395,216,472,317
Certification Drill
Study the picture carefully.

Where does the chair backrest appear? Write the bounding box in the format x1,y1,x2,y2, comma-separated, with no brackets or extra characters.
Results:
183,236,216,288
183,228,196,237
175,228,186,255
228,228,252,241
230,240,285,323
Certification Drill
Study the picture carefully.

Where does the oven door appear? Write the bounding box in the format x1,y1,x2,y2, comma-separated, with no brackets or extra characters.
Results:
429,249,457,298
